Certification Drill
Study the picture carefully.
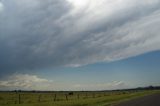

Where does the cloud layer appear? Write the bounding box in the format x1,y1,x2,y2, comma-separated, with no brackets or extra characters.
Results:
0,74,50,90
0,0,160,72
0,74,128,90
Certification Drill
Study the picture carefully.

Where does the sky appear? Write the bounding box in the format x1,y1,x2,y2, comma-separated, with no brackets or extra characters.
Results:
0,0,160,91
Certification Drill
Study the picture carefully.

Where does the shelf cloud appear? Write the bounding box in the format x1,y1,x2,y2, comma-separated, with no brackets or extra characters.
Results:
0,0,160,73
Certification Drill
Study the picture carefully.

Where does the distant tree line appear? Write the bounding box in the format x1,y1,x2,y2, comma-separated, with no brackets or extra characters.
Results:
0,85,160,93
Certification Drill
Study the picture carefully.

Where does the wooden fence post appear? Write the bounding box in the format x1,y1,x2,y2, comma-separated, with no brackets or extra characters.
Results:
65,94,68,101
54,94,57,101
18,94,21,104
38,94,41,102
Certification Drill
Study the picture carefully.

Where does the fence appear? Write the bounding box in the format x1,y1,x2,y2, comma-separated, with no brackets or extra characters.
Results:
0,91,133,105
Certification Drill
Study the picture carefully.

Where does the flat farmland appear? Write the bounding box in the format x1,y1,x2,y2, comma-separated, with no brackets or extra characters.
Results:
0,90,159,106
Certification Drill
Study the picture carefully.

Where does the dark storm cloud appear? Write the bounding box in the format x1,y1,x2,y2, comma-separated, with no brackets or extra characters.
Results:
0,0,71,73
0,0,160,74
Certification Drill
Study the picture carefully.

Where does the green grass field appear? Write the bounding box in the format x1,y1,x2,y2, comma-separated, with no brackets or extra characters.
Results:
0,90,159,106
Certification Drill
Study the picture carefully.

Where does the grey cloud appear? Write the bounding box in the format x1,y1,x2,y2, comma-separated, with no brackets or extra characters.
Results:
0,0,160,73
0,0,71,72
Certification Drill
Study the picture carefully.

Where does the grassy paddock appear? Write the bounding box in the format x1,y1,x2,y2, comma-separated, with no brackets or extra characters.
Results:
0,90,159,106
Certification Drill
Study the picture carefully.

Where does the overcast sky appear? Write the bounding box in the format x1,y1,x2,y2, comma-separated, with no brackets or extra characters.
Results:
0,0,160,91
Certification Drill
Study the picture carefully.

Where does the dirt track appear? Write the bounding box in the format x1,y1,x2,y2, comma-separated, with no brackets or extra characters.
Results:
114,93,160,106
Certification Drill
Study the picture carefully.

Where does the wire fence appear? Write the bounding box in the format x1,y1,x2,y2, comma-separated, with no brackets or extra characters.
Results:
0,91,134,105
